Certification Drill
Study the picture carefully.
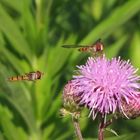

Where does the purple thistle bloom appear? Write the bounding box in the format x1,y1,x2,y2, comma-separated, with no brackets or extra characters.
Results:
71,55,140,119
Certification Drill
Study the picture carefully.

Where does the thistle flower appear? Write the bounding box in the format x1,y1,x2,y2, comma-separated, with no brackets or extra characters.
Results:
62,81,84,140
71,55,140,119
61,81,83,118
120,94,140,119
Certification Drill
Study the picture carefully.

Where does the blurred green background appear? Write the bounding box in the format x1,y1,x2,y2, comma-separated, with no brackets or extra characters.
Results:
0,0,140,140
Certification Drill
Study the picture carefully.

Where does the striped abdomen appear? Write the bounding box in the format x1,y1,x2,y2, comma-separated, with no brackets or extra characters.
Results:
8,75,28,81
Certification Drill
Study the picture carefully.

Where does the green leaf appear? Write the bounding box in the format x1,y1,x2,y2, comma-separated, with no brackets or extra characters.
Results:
0,4,32,62
0,46,28,73
42,94,61,123
47,38,72,77
81,0,140,44
0,0,25,13
91,0,103,20
105,128,119,137
42,124,55,139
0,105,28,140
105,35,128,58
129,32,140,70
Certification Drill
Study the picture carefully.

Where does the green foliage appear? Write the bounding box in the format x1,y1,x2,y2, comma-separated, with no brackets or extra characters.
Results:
0,0,140,139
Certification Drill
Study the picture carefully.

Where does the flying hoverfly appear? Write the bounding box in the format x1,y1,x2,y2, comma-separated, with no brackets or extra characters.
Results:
62,38,104,57
8,71,44,81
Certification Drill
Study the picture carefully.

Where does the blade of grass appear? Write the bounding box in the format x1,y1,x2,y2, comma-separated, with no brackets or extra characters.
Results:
0,0,25,13
0,4,32,62
81,0,140,44
0,105,28,140
129,32,140,69
105,35,128,58
0,46,28,73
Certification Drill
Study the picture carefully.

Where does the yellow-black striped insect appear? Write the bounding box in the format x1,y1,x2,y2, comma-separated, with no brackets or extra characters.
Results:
62,39,104,57
8,71,44,81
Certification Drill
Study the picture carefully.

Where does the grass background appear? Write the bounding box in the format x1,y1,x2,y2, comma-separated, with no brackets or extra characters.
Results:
0,0,140,139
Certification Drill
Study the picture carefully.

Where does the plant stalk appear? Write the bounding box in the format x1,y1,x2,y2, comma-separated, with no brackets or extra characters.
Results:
72,117,83,140
98,117,104,140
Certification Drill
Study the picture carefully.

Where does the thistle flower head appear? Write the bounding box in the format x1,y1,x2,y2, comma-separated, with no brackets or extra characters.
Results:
71,55,140,119
120,94,140,119
62,81,82,117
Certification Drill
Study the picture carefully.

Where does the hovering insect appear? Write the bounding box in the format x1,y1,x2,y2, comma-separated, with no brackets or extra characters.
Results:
8,71,44,81
62,38,104,57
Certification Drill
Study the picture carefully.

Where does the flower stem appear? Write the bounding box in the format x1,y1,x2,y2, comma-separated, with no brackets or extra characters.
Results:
98,115,118,140
98,117,104,140
72,117,83,140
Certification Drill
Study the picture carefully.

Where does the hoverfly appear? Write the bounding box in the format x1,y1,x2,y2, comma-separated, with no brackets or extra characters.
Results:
8,71,44,81
62,38,104,57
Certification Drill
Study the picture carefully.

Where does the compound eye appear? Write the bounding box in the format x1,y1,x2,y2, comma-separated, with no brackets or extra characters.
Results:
37,75,41,79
